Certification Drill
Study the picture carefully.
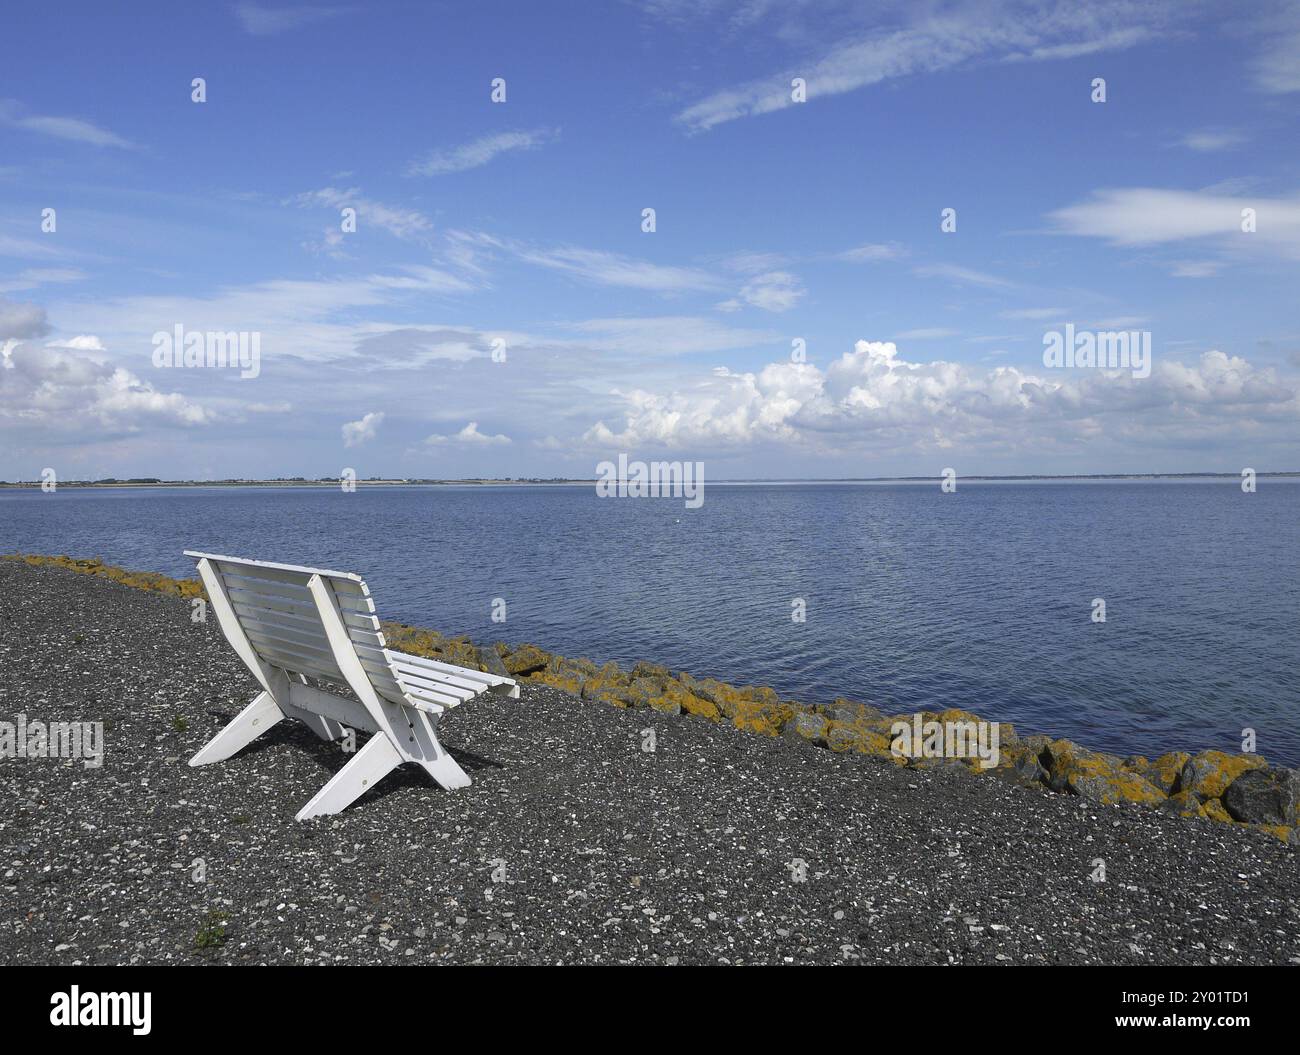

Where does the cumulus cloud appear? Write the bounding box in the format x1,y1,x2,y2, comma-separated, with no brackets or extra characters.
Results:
425,421,511,446
0,297,50,339
0,340,214,431
578,339,1298,457
342,411,384,447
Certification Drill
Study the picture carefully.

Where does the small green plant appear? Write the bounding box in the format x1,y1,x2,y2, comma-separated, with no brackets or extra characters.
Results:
72,633,84,646
172,716,189,733
232,813,250,825
194,910,228,950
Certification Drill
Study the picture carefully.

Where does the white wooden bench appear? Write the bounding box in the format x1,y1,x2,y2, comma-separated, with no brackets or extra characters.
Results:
184,551,518,820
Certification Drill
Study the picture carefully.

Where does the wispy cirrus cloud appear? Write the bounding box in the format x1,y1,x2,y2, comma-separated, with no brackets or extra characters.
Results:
914,262,1015,289
0,99,133,148
405,128,558,177
234,3,352,36
449,230,721,293
672,2,1169,131
1178,130,1246,152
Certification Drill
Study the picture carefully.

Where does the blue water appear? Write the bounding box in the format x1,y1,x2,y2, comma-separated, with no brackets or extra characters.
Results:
2,481,1297,764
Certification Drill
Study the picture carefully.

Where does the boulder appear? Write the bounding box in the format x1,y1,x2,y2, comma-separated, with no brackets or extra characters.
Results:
787,711,830,746
502,644,550,676
1123,751,1190,795
1222,767,1300,826
731,700,796,737
479,645,512,680
1041,739,1165,806
1178,750,1266,800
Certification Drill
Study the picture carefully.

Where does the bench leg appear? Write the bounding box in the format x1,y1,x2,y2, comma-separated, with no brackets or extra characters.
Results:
295,733,403,821
421,751,472,791
189,690,283,767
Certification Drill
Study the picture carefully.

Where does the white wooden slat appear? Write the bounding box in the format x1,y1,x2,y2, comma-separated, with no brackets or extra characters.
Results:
390,664,479,700
186,549,364,583
229,593,379,634
221,574,315,603
235,612,333,653
386,650,501,687
243,630,341,671
217,560,368,598
400,685,470,711
252,645,345,683
240,618,336,656
232,601,386,655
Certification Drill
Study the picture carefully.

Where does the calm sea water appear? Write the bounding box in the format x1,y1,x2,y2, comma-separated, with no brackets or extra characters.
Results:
2,481,1297,764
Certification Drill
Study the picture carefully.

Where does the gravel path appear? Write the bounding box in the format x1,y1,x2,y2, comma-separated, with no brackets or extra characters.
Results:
1,559,1297,965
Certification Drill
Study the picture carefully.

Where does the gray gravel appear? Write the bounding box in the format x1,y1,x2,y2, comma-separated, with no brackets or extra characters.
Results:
1,559,1297,965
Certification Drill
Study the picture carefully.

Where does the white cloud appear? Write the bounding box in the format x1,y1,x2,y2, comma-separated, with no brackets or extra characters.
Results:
838,243,903,262
342,411,384,447
0,297,50,339
453,232,721,292
0,340,214,431
47,334,107,352
673,2,1167,131
1179,130,1245,152
1250,4,1300,93
915,263,1015,289
425,421,511,446
0,99,132,148
1169,260,1220,278
406,129,557,177
570,316,775,358
293,188,433,242
1048,187,1300,257
0,268,86,294
719,270,805,312
234,3,351,35
576,339,1298,457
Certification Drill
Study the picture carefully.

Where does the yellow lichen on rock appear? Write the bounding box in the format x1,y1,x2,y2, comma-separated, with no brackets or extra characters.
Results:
1179,750,1266,800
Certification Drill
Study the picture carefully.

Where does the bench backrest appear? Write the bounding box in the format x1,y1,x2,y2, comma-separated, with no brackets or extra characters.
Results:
185,551,406,703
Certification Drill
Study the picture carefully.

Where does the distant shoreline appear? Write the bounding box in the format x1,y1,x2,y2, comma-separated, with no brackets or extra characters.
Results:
2,471,1298,489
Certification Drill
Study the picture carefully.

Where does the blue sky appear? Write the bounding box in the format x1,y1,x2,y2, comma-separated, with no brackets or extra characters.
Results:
2,0,1298,479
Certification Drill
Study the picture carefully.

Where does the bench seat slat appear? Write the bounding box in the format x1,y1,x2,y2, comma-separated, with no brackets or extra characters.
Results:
386,650,502,687
388,662,484,698
392,669,476,702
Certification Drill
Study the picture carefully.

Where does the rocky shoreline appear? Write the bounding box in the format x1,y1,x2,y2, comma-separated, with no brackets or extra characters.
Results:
8,553,1297,847
1,555,1297,965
